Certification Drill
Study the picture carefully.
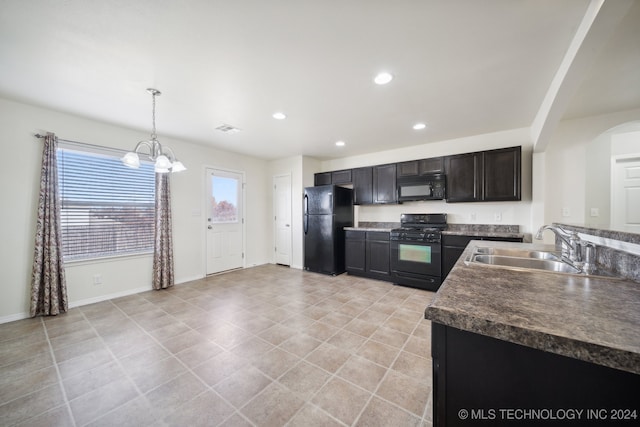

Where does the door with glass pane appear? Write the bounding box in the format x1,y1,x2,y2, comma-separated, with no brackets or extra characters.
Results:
206,168,244,274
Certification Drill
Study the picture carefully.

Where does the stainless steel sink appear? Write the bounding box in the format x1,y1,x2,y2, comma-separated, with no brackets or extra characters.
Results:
464,245,620,279
470,254,581,274
473,247,560,260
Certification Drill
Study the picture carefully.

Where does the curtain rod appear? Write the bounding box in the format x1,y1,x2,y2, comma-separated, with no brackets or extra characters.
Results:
34,133,127,154
35,133,86,146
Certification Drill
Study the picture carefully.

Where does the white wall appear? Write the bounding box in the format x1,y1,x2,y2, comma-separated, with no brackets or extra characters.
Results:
583,124,640,228
541,108,640,233
0,97,271,321
321,127,536,235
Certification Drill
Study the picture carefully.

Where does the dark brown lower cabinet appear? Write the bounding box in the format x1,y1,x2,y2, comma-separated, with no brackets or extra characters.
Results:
366,232,391,280
345,230,392,281
345,230,366,275
431,323,640,426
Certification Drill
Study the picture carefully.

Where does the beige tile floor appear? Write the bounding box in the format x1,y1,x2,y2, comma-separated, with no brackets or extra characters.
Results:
0,264,436,427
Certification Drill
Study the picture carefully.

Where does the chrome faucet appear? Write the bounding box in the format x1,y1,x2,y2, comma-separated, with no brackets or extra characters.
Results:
535,225,583,267
582,242,597,275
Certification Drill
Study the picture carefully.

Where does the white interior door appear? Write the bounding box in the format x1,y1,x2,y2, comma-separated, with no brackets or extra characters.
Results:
612,156,640,232
274,174,292,266
206,168,244,274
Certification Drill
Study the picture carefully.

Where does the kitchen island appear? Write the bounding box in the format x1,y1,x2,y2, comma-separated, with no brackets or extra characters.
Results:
425,240,640,426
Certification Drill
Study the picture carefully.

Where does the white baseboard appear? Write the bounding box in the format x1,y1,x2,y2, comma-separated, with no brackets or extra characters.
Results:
69,285,153,309
1,267,279,325
175,275,205,285
0,312,31,324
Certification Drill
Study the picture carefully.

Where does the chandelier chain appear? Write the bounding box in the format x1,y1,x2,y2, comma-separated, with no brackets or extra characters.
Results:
151,91,157,140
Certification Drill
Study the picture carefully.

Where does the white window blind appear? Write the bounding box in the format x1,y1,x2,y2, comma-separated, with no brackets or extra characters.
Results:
57,145,156,261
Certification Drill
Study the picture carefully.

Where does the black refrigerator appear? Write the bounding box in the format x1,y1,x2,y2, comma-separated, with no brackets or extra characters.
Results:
304,185,353,275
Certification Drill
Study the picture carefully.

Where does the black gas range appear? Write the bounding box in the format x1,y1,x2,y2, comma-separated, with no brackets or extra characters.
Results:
390,213,447,291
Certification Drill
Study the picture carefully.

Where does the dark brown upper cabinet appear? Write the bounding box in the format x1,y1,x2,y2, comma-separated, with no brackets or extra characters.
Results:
444,146,521,203
314,169,353,186
352,167,373,205
483,146,521,201
314,172,332,186
444,152,482,202
397,157,444,178
373,163,397,204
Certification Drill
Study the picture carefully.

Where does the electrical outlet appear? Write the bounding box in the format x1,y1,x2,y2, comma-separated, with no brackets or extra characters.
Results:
590,208,599,217
494,212,502,222
562,207,571,217
93,274,102,285
469,213,476,221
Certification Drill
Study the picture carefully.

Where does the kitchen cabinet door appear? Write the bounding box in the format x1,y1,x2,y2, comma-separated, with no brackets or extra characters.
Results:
345,230,366,274
314,172,331,186
352,167,373,205
431,323,640,427
445,147,521,203
419,157,444,174
397,157,444,178
397,160,420,177
366,231,391,279
331,169,352,185
373,163,397,204
441,235,475,280
444,152,482,202
483,146,521,201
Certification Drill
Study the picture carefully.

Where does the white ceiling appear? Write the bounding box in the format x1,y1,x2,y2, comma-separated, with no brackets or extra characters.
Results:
0,0,637,160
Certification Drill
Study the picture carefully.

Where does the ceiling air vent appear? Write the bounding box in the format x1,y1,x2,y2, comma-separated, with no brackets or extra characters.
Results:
215,123,241,134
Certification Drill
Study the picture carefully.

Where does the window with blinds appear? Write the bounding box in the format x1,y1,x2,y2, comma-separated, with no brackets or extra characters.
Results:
57,146,156,261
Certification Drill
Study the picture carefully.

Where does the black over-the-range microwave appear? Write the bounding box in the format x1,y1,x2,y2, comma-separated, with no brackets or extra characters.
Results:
397,173,446,202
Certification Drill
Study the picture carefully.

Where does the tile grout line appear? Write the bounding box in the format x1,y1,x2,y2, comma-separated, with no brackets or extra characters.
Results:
351,287,431,426
73,303,162,427
10,267,433,427
210,275,395,426
41,315,78,427
202,271,434,424
108,293,259,427
256,278,396,427
275,280,429,426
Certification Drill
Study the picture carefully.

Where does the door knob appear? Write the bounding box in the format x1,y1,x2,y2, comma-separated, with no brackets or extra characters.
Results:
285,224,290,227
208,225,213,230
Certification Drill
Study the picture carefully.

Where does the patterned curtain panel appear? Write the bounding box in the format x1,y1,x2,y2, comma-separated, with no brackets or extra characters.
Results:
153,173,174,289
30,133,68,316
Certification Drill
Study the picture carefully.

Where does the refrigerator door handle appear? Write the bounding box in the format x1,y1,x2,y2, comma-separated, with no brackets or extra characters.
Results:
303,194,309,234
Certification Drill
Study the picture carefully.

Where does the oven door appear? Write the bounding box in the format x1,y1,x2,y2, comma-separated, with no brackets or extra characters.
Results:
390,240,442,290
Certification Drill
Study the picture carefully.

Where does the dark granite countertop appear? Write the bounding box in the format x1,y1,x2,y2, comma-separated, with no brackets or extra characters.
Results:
441,230,524,239
425,240,640,375
344,227,391,233
345,223,524,239
344,226,394,232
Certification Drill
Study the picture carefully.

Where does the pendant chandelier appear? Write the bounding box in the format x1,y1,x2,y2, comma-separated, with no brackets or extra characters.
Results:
122,88,186,173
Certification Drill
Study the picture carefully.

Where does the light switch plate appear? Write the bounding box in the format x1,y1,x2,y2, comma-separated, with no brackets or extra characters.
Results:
562,207,571,217
590,208,599,217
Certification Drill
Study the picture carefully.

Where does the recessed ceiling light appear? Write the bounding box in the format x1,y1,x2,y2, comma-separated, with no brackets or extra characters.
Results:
374,72,393,85
335,140,346,147
413,123,427,130
272,112,287,120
